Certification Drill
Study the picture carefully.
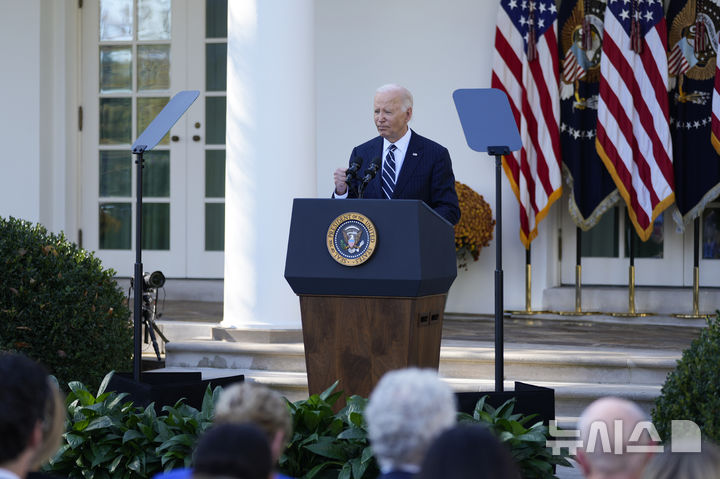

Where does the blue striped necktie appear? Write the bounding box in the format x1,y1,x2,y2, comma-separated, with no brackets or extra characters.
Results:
382,144,397,199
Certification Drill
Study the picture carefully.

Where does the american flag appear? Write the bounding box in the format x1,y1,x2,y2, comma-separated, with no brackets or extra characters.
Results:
667,38,693,77
491,0,562,249
712,42,720,154
595,0,674,242
562,43,589,84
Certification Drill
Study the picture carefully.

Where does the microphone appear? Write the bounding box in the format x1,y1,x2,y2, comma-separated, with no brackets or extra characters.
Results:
345,157,363,183
361,157,382,184
358,157,382,198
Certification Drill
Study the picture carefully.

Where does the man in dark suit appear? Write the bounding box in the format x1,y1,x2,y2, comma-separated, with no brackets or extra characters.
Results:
333,84,461,225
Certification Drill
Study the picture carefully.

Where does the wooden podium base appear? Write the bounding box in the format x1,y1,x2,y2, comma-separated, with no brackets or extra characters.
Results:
299,294,446,405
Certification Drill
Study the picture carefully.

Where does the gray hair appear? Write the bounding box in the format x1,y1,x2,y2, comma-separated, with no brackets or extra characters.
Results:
375,84,413,112
364,368,456,470
578,397,651,477
641,441,720,479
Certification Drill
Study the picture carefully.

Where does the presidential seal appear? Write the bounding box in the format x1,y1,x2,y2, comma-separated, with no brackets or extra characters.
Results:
326,212,377,266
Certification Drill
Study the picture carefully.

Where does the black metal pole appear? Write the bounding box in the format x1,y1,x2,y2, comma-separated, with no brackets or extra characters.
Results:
576,227,581,267
133,149,145,382
494,154,504,392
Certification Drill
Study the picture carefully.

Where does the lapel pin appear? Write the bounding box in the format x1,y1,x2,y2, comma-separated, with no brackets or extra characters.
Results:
412,152,418,156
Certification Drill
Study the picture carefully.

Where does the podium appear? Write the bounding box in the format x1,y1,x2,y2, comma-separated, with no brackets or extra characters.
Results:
284,198,457,403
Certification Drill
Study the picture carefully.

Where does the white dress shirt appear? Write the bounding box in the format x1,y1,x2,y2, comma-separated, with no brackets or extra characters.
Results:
335,128,413,199
381,128,412,184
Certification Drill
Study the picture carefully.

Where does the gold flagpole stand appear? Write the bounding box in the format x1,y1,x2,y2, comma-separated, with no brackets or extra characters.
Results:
611,228,653,317
674,219,710,319
507,246,550,315
558,227,598,315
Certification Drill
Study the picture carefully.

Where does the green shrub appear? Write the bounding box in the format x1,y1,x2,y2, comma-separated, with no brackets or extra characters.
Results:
0,216,133,390
652,312,720,442
46,378,571,479
47,372,219,479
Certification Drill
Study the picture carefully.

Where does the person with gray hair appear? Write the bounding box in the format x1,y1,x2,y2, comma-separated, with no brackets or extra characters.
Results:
576,397,656,479
364,368,456,479
640,439,720,479
333,83,460,225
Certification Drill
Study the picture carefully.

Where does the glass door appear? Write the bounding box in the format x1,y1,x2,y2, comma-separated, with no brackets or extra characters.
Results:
80,0,226,278
560,200,685,286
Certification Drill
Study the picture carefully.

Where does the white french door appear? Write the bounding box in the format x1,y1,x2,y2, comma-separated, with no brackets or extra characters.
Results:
560,195,720,287
80,0,226,278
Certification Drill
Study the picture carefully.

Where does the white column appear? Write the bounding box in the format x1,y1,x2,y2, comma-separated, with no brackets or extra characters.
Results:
223,0,316,329
0,0,41,222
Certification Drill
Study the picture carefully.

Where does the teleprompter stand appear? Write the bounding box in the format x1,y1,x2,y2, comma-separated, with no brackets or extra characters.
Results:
453,88,554,420
109,91,244,408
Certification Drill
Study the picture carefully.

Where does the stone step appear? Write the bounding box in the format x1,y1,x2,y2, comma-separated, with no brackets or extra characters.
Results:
164,339,679,387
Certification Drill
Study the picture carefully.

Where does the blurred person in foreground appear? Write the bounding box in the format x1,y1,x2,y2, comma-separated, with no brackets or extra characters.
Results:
154,381,293,479
576,397,656,479
191,423,272,479
364,368,456,479
0,353,65,479
417,423,520,479
640,439,720,479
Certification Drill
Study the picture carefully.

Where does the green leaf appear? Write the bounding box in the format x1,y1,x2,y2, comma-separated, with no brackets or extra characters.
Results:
319,381,340,401
338,462,352,479
108,455,123,474
97,371,115,396
304,437,347,461
516,431,547,443
337,427,366,440
122,430,145,444
85,416,114,431
361,445,375,463
156,434,195,452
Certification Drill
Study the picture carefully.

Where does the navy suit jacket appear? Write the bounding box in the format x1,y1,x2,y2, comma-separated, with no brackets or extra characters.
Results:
341,130,460,225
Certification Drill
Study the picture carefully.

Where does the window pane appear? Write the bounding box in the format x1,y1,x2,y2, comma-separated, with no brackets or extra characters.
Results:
99,202,132,249
582,207,619,257
100,46,132,93
142,203,170,250
206,96,226,144
100,98,132,145
138,44,170,90
206,0,228,38
138,0,171,40
206,43,227,91
143,150,170,197
99,151,131,197
625,213,664,258
205,150,225,197
137,97,170,144
100,0,133,41
205,203,225,251
703,207,720,259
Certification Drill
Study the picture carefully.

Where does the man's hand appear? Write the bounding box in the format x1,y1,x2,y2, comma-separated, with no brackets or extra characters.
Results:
334,167,348,195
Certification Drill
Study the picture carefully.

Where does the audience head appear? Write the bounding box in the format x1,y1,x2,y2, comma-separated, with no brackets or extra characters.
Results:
192,423,272,479
0,353,54,478
364,368,456,472
577,397,654,479
418,423,520,479
214,381,292,462
640,439,720,479
31,377,66,470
